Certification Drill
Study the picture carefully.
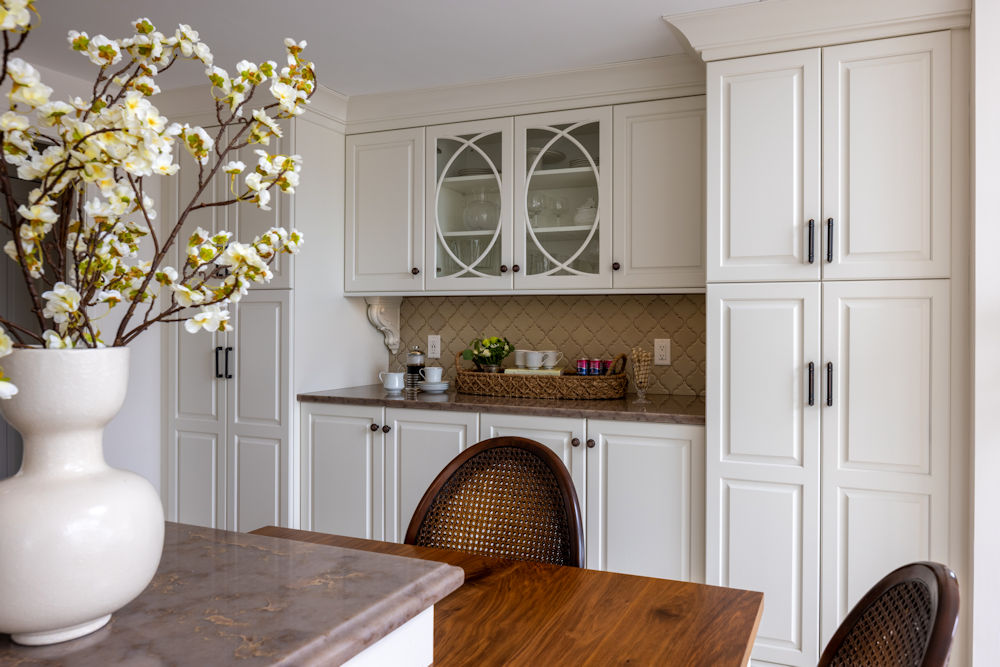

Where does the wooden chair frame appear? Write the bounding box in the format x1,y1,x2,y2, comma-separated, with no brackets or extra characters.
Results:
818,561,960,667
404,436,585,567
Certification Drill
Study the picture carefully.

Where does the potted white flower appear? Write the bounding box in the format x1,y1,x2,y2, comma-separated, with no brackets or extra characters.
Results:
0,1,313,646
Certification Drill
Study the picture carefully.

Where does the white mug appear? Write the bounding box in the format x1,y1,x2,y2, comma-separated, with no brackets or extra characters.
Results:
420,366,444,383
379,371,404,391
541,350,563,368
524,350,544,369
514,349,532,368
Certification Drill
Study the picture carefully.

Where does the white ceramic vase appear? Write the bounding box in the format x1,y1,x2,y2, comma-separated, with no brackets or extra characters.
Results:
0,347,164,645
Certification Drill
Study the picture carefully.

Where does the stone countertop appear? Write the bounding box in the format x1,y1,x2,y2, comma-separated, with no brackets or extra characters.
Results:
0,523,463,666
298,385,706,425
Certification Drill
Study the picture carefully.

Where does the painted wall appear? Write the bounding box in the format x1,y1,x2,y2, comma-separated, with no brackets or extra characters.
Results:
972,1,999,663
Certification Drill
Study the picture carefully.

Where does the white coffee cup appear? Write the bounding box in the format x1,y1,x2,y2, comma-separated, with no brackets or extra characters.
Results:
524,350,543,369
420,366,444,383
379,371,404,391
514,349,532,368
541,350,563,368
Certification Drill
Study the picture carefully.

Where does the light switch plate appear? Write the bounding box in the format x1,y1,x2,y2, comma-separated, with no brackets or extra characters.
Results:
427,335,441,358
654,338,671,365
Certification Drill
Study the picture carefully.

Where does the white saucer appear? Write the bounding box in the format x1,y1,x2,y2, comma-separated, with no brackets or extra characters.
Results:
418,381,450,393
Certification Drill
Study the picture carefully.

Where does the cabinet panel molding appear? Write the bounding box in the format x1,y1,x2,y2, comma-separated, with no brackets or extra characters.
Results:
232,436,281,533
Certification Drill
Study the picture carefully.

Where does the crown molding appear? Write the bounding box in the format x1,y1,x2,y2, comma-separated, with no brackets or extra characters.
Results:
663,0,971,62
343,55,705,134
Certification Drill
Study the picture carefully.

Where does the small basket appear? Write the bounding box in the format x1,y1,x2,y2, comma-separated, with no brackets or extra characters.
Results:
454,352,628,400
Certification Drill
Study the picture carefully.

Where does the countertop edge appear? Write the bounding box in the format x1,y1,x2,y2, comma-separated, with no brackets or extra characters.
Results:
296,386,706,425
283,559,464,665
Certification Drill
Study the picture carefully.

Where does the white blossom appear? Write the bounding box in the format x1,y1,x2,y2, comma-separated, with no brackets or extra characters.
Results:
184,304,229,334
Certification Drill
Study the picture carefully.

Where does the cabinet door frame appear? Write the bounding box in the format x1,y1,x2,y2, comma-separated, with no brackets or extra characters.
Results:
612,97,707,290
345,127,425,292
299,403,385,541
707,282,821,667
819,279,951,644
513,106,613,290
585,419,705,583
383,408,479,542
425,118,515,291
707,49,822,283
821,32,952,281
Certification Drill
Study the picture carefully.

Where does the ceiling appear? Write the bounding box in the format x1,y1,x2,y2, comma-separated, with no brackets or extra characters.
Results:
17,0,754,97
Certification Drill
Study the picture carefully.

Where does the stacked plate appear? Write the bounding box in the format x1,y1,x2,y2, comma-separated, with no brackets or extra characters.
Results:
568,157,598,169
456,167,494,177
526,147,565,165
418,380,450,394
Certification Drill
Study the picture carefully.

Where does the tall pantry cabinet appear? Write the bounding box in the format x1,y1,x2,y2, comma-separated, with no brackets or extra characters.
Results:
705,31,964,667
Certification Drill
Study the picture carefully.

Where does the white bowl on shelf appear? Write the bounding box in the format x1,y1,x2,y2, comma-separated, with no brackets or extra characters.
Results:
574,208,598,225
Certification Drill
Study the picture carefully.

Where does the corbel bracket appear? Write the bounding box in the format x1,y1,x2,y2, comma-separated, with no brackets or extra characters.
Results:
364,296,402,354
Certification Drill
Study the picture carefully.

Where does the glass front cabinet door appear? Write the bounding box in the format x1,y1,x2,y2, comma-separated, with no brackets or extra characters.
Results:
514,107,613,290
425,119,514,290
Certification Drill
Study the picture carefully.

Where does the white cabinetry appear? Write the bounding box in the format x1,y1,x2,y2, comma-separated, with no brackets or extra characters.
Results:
299,403,478,542
708,32,952,283
346,99,704,294
345,128,425,292
706,29,961,667
165,289,291,532
479,413,704,581
708,280,952,666
613,97,706,289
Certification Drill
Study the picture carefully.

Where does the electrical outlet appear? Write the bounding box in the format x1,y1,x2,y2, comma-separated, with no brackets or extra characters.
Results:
654,338,671,366
427,334,441,359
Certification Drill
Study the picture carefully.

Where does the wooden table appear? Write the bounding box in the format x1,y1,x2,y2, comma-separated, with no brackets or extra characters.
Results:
252,526,763,666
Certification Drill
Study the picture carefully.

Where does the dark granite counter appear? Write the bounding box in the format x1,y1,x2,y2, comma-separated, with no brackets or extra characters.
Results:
298,385,705,425
0,523,463,666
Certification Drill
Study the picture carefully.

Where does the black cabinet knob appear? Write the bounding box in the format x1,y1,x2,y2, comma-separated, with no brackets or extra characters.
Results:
612,262,621,271
512,264,520,273
500,264,508,273
411,267,420,275
571,438,580,447
586,439,596,449
382,424,391,433
370,424,379,432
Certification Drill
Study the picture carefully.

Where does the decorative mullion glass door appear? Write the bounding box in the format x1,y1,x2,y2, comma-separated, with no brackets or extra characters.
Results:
425,118,513,290
514,107,613,290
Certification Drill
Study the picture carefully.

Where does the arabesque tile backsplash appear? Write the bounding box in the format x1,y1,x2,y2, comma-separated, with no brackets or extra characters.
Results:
393,294,705,396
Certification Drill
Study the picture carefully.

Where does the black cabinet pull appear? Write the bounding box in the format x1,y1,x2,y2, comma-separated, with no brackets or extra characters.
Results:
370,424,379,432
826,362,833,406
586,438,596,449
382,425,391,433
571,437,580,447
807,219,815,264
826,218,834,263
612,262,621,271
808,362,815,406
215,346,224,379
224,346,233,379
500,264,508,273
512,264,520,273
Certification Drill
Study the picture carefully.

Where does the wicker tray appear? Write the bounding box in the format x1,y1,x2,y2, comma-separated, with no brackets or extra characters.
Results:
454,352,628,400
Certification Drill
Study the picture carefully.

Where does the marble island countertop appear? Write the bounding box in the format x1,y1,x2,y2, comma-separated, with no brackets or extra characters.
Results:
0,523,463,666
298,385,705,425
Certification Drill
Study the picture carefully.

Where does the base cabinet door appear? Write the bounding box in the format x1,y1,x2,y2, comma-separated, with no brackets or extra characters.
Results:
586,420,705,582
819,280,952,645
479,412,587,509
300,403,384,540
166,291,292,533
384,408,479,543
707,282,822,667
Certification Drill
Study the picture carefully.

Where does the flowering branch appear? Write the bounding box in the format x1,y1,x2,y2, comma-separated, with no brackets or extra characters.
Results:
0,1,315,397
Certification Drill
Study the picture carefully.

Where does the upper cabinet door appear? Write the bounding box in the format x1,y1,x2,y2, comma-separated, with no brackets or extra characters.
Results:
708,49,822,283
513,107,613,290
425,119,514,290
345,128,425,292
822,32,951,280
613,98,706,290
